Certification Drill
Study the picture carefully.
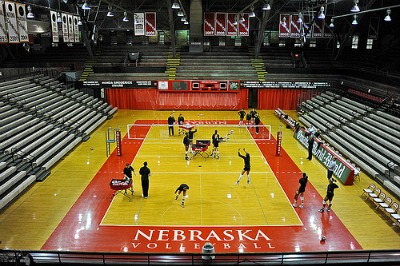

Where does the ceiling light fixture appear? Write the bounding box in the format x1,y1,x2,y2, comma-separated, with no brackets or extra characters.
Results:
351,0,360,13
123,11,129,22
82,1,90,10
172,0,180,9
177,10,184,17
262,3,271,11
329,18,334,28
249,6,255,17
318,6,325,19
352,14,358,25
297,12,303,23
384,9,391,22
27,5,34,19
107,5,114,17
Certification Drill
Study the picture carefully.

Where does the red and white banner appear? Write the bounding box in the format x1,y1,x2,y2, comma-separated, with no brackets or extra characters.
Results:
279,14,290,38
204,12,215,36
290,14,301,38
312,17,324,38
238,13,249,36
227,13,237,36
61,13,68,42
5,1,19,43
68,14,74,42
0,2,8,43
323,16,333,38
145,12,156,36
73,16,79,42
134,13,145,36
15,3,28,42
50,11,59,43
215,13,227,36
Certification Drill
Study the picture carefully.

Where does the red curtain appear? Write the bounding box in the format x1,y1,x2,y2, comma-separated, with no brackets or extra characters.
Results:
105,88,248,110
258,88,310,110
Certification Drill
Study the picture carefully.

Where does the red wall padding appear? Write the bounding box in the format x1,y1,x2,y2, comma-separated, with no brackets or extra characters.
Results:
105,88,248,110
258,88,309,110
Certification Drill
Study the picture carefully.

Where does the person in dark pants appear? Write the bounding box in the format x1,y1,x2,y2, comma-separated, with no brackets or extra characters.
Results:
139,162,151,198
254,114,261,134
175,183,189,208
293,173,308,208
236,148,251,185
307,135,315,160
327,157,337,180
187,127,197,152
168,113,176,136
123,163,136,193
238,109,246,126
318,178,339,212
177,114,185,136
183,133,190,160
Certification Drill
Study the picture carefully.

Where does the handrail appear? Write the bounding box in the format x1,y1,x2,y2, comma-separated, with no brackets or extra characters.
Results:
1,249,400,265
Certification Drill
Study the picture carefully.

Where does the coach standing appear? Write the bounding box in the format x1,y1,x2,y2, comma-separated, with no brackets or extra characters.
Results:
139,162,151,198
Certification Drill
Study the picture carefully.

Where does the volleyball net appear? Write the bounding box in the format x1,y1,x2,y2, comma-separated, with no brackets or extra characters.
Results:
126,123,272,143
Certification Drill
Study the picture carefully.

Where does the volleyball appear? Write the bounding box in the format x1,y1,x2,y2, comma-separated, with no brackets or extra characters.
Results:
230,130,234,134
320,236,326,241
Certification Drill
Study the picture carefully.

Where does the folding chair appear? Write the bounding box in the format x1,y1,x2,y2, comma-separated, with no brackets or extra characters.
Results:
367,187,381,201
378,197,393,211
385,202,399,216
362,184,375,199
372,192,386,208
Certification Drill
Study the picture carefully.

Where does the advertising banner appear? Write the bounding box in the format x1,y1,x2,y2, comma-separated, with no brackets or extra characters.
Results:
15,3,28,42
50,11,59,43
295,128,354,185
0,2,9,43
279,14,290,38
134,13,144,36
5,1,19,43
204,12,215,36
238,13,249,36
145,12,156,36
226,13,237,36
215,13,227,36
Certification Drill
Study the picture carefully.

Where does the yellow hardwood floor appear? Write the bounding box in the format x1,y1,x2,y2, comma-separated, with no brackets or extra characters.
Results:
0,110,399,251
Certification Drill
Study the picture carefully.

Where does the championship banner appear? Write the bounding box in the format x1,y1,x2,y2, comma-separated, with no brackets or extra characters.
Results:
279,14,290,38
215,13,227,36
61,13,68,42
134,13,144,36
73,15,79,42
15,3,28,42
68,14,74,42
50,11,59,43
238,13,249,36
312,17,324,38
204,12,215,36
145,12,156,36
290,14,301,38
302,14,312,38
227,13,237,36
0,1,9,43
5,1,19,43
276,126,282,156
368,17,379,40
323,16,333,38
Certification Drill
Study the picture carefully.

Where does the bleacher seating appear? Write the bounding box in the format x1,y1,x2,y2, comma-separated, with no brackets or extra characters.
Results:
0,72,117,211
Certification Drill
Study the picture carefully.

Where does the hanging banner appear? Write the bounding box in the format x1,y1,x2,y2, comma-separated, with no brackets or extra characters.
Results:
0,1,9,43
5,1,19,43
68,14,74,42
312,17,324,38
302,14,312,38
61,13,68,42
50,10,59,43
290,14,301,38
227,13,237,36
279,14,290,38
73,15,79,42
116,130,122,156
238,13,249,36
215,13,227,36
276,128,282,156
145,12,156,36
204,12,215,36
323,16,333,38
367,17,379,40
15,3,28,42
134,13,144,36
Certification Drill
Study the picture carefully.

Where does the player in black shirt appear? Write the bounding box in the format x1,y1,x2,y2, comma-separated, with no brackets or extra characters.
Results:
318,178,339,212
236,148,251,185
123,163,136,193
177,114,185,136
168,113,176,136
175,184,189,208
293,173,308,208
238,109,246,126
139,162,151,198
211,130,220,159
183,133,190,160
